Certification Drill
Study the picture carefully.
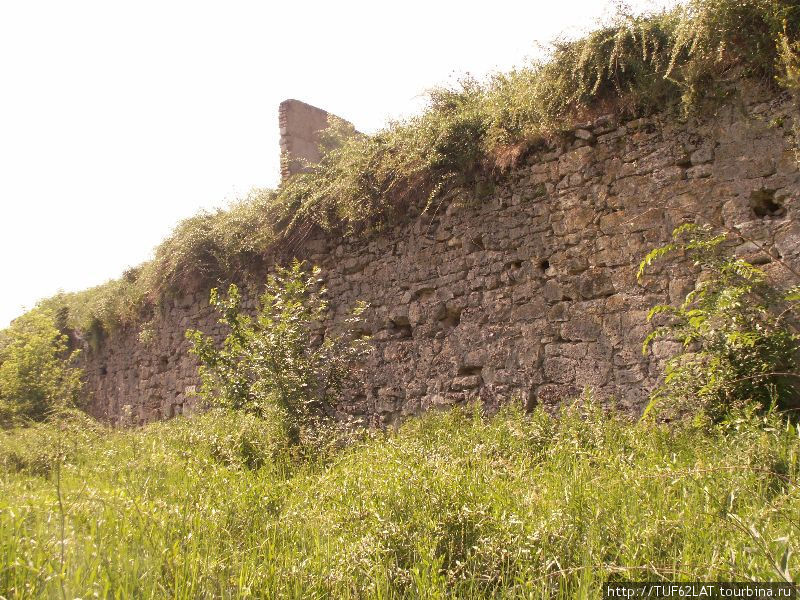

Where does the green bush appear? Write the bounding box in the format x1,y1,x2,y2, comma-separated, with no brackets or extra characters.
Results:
0,310,83,427
186,260,370,446
142,188,279,297
639,224,800,421
138,407,294,473
35,188,280,338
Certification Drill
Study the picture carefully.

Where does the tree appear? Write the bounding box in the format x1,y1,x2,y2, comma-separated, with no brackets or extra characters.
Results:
639,223,800,421
186,260,370,445
0,309,84,427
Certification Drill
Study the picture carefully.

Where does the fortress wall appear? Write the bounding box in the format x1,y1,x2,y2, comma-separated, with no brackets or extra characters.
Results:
83,89,800,425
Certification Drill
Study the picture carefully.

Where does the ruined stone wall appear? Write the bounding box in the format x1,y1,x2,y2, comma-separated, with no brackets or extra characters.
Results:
83,88,800,425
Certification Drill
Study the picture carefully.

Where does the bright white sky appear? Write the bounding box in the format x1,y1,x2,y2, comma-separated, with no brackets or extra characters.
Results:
0,0,675,328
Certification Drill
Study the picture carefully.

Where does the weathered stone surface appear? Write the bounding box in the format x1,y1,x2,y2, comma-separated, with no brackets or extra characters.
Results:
80,90,800,426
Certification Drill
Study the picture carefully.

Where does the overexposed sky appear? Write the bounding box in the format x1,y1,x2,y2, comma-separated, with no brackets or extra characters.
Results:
0,0,675,327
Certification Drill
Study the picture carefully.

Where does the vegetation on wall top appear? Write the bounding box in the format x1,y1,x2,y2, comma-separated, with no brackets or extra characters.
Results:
25,0,800,341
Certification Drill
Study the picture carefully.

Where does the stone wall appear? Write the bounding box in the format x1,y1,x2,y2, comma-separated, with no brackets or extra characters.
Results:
83,88,800,425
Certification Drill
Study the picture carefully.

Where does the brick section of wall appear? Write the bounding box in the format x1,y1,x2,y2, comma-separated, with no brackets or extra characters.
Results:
82,88,800,426
279,99,354,180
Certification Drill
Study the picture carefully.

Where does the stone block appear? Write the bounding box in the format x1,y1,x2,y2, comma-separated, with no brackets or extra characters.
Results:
543,357,576,383
558,146,594,176
560,317,601,342
452,376,481,391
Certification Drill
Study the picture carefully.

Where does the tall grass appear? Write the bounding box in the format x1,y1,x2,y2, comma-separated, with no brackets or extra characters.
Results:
29,0,800,339
1,401,798,598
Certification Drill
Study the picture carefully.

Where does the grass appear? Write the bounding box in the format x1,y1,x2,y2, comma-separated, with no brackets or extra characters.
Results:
24,0,800,341
1,401,798,598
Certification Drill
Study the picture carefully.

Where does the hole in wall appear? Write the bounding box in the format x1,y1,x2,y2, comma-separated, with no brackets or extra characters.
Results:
389,315,412,338
439,305,462,329
99,366,107,376
395,324,413,338
539,259,550,272
750,189,785,218
458,365,482,376
441,313,461,329
412,287,435,301
524,387,538,413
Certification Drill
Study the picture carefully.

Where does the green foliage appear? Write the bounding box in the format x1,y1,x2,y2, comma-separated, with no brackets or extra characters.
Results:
500,0,797,139
186,260,369,446
666,0,800,105
485,9,682,146
0,310,83,427
639,224,800,420
1,402,798,597
0,409,102,476
778,29,800,98
275,85,488,238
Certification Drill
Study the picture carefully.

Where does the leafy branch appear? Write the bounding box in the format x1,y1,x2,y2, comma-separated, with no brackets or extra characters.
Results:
639,223,800,421
186,260,371,448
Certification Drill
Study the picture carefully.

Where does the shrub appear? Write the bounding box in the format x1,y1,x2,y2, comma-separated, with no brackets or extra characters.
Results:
639,223,800,420
141,188,279,297
146,407,293,472
186,260,370,446
0,310,83,427
275,83,488,240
